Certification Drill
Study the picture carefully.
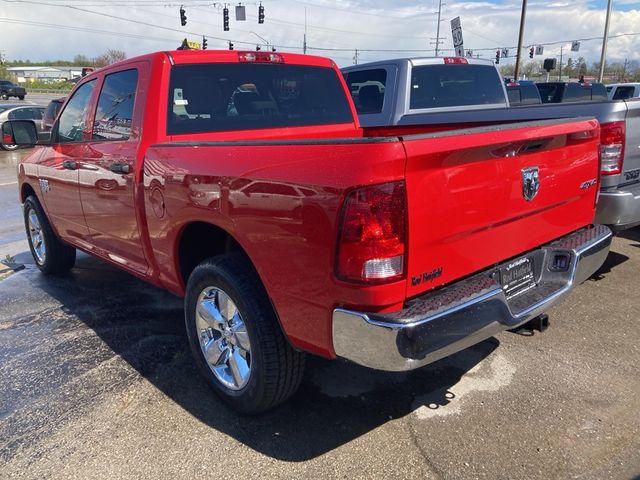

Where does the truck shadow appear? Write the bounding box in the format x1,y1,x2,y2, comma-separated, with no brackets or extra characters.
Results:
24,253,498,462
590,251,629,279
618,226,640,247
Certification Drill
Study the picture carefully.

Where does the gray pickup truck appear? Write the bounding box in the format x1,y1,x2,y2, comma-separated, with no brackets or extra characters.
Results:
342,57,640,232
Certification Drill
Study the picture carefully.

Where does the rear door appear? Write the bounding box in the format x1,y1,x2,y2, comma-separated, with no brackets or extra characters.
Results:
79,64,148,274
402,118,601,298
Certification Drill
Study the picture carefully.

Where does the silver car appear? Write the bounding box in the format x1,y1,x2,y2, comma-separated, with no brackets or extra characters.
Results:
0,104,46,150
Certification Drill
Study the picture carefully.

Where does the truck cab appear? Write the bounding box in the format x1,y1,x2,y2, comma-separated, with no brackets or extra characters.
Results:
342,57,508,127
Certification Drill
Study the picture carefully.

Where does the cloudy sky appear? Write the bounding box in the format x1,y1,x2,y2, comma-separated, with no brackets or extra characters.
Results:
1,0,639,67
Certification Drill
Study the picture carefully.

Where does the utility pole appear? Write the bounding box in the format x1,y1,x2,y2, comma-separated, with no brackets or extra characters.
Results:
598,0,613,82
558,45,563,81
353,49,359,65
303,7,307,54
430,0,446,57
432,0,444,56
514,0,527,80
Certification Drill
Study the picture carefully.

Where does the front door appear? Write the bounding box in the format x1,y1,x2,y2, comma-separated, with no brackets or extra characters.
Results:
37,79,97,244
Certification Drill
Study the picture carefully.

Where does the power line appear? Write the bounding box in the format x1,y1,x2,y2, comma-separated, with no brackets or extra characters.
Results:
1,0,302,49
188,4,429,40
2,0,640,59
0,17,177,42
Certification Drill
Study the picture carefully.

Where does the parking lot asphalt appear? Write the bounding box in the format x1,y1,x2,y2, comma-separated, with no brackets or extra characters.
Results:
0,92,63,107
0,147,639,479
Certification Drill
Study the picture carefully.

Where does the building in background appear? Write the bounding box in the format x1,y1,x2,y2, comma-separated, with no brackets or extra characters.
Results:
6,66,82,83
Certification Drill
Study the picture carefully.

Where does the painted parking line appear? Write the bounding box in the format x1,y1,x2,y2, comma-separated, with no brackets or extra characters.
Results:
0,181,18,187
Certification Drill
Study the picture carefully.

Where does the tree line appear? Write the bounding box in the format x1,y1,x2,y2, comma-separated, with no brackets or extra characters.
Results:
2,49,127,69
500,57,640,82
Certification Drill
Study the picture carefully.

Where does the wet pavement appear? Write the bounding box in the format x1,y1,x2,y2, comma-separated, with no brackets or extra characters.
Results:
0,149,28,259
0,147,639,478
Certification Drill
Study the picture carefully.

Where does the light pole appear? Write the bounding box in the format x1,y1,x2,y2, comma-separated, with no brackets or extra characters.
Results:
598,0,613,82
514,0,528,80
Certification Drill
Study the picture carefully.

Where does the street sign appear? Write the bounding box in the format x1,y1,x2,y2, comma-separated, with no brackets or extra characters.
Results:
187,40,202,49
450,17,464,57
571,41,580,52
535,45,544,55
235,5,246,20
502,48,509,58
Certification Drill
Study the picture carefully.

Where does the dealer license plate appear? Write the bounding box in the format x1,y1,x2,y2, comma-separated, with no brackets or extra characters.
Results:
500,256,535,298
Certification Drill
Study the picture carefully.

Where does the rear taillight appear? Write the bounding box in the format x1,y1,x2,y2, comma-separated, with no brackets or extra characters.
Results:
336,181,407,284
600,121,625,175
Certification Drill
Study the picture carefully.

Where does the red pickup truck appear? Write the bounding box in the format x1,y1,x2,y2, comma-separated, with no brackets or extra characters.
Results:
6,50,611,414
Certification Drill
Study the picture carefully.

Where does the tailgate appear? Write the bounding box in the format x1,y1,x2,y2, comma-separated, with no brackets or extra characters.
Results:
402,117,601,298
622,99,640,181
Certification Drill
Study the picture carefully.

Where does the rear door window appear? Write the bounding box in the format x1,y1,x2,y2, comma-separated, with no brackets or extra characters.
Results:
409,64,505,109
344,69,387,114
92,69,138,141
167,63,353,135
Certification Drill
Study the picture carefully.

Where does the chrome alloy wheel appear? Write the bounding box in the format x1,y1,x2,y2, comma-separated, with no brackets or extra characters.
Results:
196,287,252,390
28,208,46,264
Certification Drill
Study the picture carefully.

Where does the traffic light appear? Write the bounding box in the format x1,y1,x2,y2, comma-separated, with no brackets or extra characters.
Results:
495,50,500,64
529,47,534,59
179,5,187,26
228,41,234,50
256,45,261,51
223,7,229,31
258,3,265,24
202,36,207,50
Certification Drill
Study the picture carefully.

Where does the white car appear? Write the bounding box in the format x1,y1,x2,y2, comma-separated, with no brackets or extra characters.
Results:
606,83,640,101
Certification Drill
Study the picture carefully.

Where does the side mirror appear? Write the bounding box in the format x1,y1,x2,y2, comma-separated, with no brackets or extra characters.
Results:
2,120,40,147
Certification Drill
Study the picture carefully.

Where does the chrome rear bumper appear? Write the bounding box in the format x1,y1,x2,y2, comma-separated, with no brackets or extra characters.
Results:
332,225,612,372
596,182,640,232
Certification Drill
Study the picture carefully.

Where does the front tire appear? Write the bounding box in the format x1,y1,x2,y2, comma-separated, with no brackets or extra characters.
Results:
18,96,25,100
24,195,76,274
185,254,305,414
0,142,20,151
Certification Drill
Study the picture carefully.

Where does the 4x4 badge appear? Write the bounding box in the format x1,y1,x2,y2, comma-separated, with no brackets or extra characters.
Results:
521,167,540,201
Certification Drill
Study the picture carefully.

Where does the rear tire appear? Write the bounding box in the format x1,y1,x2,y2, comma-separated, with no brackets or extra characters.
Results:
24,195,76,274
185,254,305,414
18,96,25,100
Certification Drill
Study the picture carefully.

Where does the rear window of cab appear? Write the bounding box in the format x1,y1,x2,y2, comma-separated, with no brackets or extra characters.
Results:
167,63,353,135
409,64,506,110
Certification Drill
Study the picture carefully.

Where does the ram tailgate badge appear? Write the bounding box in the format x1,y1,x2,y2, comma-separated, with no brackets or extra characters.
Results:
521,167,540,201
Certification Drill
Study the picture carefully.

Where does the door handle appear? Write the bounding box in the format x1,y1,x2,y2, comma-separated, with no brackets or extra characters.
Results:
62,160,78,170
110,163,130,174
